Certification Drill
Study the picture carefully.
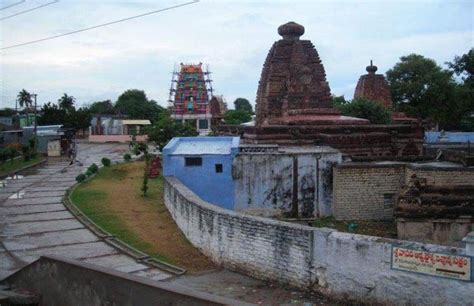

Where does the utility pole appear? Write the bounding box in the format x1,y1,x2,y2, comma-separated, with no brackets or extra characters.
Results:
32,93,37,151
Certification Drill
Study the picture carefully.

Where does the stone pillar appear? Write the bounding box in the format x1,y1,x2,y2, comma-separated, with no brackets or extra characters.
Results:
462,231,474,256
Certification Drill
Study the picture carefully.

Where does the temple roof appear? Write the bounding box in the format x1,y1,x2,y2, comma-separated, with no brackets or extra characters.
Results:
354,60,393,109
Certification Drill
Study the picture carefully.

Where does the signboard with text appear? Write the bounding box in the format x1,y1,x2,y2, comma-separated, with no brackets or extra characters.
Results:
391,246,472,282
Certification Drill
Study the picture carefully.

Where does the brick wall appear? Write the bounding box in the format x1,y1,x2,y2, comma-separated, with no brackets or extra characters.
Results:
406,166,474,186
334,163,474,221
164,176,474,305
333,164,405,220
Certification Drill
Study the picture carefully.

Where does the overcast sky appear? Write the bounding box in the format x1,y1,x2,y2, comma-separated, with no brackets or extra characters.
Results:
0,0,472,109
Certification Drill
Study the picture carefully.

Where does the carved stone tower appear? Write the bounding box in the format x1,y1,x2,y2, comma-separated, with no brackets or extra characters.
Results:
255,22,336,126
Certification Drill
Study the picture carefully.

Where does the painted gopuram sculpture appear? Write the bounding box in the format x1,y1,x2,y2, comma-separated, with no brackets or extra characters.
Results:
217,22,424,157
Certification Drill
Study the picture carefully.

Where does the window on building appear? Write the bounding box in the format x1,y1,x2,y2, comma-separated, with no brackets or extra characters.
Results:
185,157,202,167
383,193,395,208
215,164,223,173
198,119,209,129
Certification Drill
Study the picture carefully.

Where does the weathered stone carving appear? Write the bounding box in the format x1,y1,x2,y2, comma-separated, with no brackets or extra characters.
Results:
354,61,393,108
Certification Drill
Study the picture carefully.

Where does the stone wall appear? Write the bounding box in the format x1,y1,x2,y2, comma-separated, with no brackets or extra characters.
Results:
164,177,474,305
333,163,474,221
405,166,474,186
333,163,405,220
232,148,341,217
1,255,243,306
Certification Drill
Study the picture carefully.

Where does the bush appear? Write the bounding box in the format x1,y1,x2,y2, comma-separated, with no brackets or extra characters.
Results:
88,163,98,173
21,145,31,161
101,157,111,167
0,147,17,163
85,169,93,177
124,153,131,162
75,173,86,182
336,97,392,124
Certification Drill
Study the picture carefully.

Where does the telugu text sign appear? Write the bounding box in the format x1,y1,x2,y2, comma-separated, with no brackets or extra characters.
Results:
391,246,472,282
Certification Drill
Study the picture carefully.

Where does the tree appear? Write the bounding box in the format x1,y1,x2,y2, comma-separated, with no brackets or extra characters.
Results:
65,107,91,133
17,89,33,125
89,100,115,114
332,95,348,107
223,109,252,125
38,102,66,125
146,110,198,150
0,108,16,117
447,49,474,131
234,98,253,113
386,54,457,129
115,89,164,121
58,93,75,113
337,98,392,124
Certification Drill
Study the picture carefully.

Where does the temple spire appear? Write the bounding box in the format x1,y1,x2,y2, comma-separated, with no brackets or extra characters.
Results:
366,59,378,74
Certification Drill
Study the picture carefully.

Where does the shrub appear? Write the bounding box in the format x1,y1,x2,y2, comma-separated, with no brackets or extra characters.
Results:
85,169,93,177
21,145,31,161
75,173,86,182
88,163,98,173
0,147,16,163
101,157,111,167
124,153,131,162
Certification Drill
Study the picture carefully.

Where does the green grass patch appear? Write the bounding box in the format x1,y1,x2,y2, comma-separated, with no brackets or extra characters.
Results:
0,157,42,177
70,164,173,264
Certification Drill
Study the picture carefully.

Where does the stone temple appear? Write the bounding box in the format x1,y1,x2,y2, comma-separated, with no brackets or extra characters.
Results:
354,60,416,124
217,21,424,158
354,60,393,109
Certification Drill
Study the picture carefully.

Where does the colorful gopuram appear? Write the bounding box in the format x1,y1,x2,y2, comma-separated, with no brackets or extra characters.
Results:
169,63,213,135
217,21,424,157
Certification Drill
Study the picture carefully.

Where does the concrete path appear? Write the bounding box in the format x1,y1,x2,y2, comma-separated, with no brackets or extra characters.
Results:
0,143,170,281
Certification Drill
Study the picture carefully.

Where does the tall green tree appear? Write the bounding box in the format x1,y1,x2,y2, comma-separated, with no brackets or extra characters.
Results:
386,54,457,129
115,89,164,121
223,109,252,125
233,98,253,113
38,102,66,125
17,89,33,125
447,49,474,131
336,98,392,124
58,93,76,113
146,110,198,150
89,100,115,114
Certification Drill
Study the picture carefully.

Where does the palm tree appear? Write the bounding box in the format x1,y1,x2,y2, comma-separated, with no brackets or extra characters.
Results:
58,93,75,112
17,89,32,126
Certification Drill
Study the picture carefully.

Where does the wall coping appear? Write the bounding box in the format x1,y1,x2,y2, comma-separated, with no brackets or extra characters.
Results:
336,161,474,172
165,176,466,255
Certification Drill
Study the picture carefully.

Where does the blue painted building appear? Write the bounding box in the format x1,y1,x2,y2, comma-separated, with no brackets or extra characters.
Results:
163,137,240,210
425,131,474,143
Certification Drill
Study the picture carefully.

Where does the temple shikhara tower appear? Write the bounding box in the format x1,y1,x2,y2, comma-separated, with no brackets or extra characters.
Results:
354,60,393,108
217,21,424,157
354,61,416,123
169,63,213,134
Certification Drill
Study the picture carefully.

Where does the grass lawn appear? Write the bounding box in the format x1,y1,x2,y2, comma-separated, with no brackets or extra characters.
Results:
312,216,397,239
0,157,42,177
70,161,215,272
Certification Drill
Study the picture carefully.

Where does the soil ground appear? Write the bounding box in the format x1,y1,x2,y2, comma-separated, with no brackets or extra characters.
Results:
71,161,215,272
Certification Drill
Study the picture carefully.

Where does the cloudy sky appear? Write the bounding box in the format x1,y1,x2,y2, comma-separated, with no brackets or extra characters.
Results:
0,0,472,109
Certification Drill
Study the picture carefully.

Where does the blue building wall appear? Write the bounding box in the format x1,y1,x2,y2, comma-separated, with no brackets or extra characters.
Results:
163,137,239,210
425,131,474,143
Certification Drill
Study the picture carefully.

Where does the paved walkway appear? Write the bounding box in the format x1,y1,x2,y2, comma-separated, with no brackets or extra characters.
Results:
0,143,170,281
